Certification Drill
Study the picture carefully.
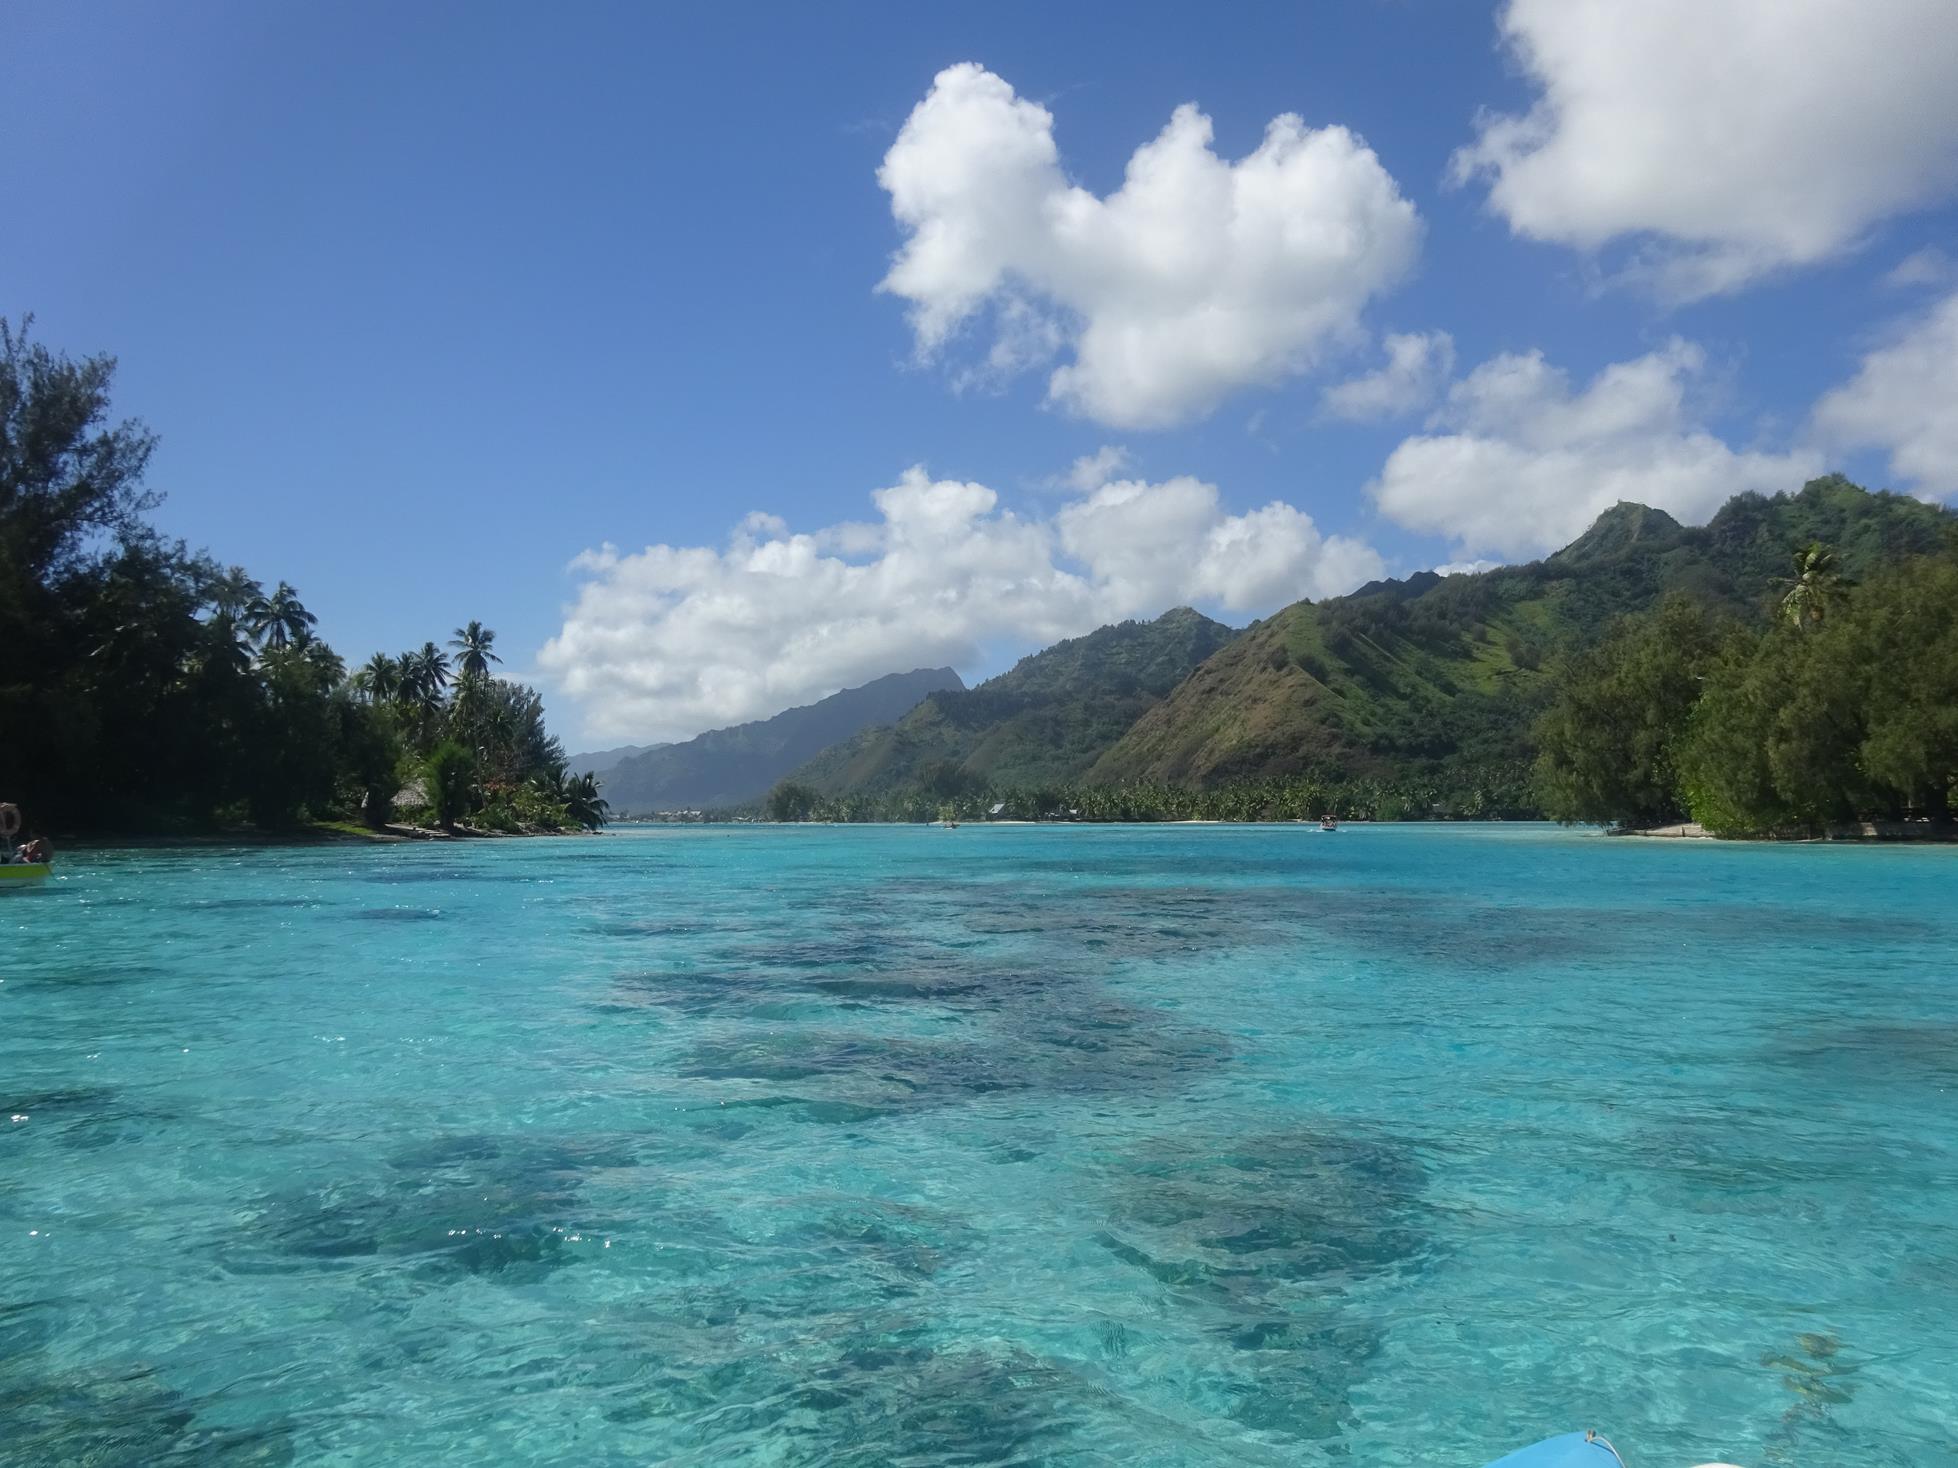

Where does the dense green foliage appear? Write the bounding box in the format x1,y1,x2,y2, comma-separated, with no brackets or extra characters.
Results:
424,741,479,830
790,608,1236,796
0,319,600,836
766,781,821,822
1539,552,1958,834
1534,596,1727,826
1092,486,1949,796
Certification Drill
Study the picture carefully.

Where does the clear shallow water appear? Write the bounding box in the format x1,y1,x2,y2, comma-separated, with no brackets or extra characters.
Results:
2,824,1954,1468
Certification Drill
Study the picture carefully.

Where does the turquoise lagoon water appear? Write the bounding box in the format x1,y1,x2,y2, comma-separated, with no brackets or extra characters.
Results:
2,824,1954,1467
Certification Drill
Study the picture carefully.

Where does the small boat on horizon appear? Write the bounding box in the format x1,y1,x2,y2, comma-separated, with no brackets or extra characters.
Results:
1320,814,1338,831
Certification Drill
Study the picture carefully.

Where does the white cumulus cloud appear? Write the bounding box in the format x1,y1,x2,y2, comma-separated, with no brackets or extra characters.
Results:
1321,330,1456,421
878,62,1423,428
1055,474,1383,619
1370,340,1823,559
1813,289,1958,496
1452,0,1958,299
541,466,1383,742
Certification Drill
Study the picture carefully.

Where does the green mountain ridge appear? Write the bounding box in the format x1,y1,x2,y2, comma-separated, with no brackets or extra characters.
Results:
1090,477,1951,791
791,607,1237,796
782,477,1950,813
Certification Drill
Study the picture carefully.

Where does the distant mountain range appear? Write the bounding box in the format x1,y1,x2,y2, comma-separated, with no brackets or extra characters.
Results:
774,477,1951,805
790,607,1237,795
564,742,667,777
596,666,965,812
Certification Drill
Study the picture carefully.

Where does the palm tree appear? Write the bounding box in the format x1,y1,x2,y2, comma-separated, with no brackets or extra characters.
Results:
415,640,451,694
397,642,451,717
530,763,570,806
1777,542,1846,629
246,581,318,651
208,565,262,620
201,611,254,678
394,649,426,703
563,771,610,830
303,639,346,687
449,621,501,681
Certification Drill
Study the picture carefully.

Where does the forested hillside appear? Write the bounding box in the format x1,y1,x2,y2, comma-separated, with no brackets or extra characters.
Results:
791,608,1236,797
1089,478,1949,799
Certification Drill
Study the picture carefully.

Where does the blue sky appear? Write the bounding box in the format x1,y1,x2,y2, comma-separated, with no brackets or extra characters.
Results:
7,1,1957,745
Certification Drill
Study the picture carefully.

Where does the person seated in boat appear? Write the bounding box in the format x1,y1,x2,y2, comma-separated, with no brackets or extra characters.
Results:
18,835,48,864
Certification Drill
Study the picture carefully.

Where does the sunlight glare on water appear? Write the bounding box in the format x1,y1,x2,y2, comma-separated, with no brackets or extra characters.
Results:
2,824,1954,1466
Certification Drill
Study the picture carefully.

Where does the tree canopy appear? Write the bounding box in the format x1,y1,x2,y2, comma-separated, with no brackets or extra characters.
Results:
0,318,603,836
1532,596,1726,827
1538,549,1958,834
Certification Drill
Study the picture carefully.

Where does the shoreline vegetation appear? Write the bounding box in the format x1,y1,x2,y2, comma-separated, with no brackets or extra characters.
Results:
3,318,607,842
57,814,1958,850
58,821,604,849
1534,549,1958,838
1613,818,1958,843
617,812,1958,844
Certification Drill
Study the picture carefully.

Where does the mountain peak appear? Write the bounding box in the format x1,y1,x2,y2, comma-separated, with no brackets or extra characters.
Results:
1551,502,1686,564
